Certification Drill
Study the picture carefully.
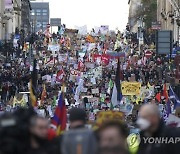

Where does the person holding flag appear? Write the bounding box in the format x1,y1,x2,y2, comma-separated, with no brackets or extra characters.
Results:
111,59,123,108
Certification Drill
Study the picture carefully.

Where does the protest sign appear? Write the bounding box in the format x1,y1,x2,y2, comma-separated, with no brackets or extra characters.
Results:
96,111,125,126
48,44,60,52
88,97,99,103
36,109,46,117
121,82,141,95
81,95,93,99
166,114,180,127
85,62,95,69
92,88,99,94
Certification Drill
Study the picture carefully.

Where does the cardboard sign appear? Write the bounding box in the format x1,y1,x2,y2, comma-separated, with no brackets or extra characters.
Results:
96,111,125,126
121,82,141,95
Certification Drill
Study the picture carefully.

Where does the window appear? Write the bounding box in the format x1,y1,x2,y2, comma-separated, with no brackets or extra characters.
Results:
42,9,48,16
36,9,41,16
43,12,47,16
31,9,35,16
36,22,41,28
42,9,47,13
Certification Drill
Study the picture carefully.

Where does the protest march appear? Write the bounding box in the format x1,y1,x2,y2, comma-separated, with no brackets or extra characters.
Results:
0,0,180,154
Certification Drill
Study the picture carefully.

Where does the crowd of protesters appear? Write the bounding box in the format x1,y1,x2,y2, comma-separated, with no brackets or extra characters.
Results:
0,24,180,154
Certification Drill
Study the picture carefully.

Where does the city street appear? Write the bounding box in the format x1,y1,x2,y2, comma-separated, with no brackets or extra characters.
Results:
0,0,180,154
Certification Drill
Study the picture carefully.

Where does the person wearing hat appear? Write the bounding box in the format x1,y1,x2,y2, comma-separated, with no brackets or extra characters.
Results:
69,108,87,129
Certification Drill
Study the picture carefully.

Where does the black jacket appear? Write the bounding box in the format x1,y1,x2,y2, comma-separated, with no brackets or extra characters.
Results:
138,120,180,154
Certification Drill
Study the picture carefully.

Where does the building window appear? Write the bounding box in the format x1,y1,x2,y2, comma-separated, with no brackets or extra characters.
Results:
36,22,42,28
36,9,41,16
31,9,35,16
42,22,48,28
42,9,48,16
43,12,47,16
42,9,47,13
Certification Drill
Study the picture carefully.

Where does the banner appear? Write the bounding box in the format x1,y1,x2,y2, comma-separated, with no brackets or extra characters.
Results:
121,82,141,95
96,111,124,127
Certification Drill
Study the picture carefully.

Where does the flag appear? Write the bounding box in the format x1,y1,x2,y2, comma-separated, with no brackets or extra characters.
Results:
107,79,114,94
155,93,161,103
86,35,95,43
29,59,38,107
78,60,85,71
162,84,168,102
51,93,67,135
169,86,180,109
147,82,151,88
111,59,123,107
56,69,65,82
109,79,114,89
166,99,172,116
52,96,57,106
40,84,47,105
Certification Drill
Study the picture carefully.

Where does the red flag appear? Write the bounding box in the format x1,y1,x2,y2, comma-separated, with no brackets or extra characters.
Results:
155,93,161,102
101,54,109,65
163,84,169,102
78,60,85,71
56,69,65,82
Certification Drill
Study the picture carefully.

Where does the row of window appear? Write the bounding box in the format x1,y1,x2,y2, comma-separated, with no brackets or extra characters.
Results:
31,9,48,16
36,22,48,28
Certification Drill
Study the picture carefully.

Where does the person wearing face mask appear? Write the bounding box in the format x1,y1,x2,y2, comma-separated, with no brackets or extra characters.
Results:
137,104,180,154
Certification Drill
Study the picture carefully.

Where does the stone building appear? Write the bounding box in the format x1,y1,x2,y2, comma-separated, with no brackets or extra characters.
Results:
128,0,142,32
157,0,180,42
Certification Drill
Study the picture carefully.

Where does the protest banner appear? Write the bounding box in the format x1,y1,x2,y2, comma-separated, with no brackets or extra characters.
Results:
121,82,141,95
96,111,125,127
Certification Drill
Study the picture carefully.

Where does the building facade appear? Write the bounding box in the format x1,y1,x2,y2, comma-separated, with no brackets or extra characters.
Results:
30,2,50,32
128,0,142,32
157,0,180,42
0,0,22,41
21,0,32,33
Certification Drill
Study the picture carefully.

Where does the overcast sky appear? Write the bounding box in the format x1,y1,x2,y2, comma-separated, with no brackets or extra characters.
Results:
36,0,129,31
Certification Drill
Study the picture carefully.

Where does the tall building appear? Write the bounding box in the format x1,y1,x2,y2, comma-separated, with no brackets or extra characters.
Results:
128,0,142,32
30,2,50,32
0,0,22,40
21,0,32,33
157,0,180,42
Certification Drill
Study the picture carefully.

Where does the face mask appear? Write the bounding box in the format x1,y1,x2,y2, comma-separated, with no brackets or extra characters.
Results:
136,118,150,131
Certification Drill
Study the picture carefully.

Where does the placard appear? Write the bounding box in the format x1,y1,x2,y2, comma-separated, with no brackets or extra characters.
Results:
121,82,141,95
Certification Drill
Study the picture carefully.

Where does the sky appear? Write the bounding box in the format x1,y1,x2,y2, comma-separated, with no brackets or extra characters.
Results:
35,0,129,31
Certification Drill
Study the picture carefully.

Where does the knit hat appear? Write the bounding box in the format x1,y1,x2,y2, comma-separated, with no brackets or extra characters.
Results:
69,108,87,123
